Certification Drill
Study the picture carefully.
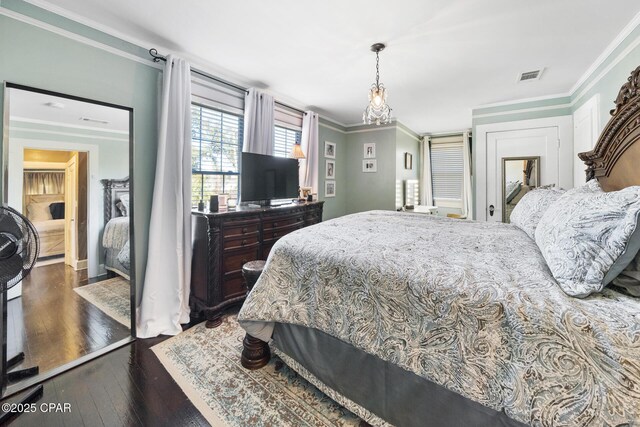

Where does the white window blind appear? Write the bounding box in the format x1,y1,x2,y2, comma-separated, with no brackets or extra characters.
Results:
431,138,464,201
191,103,243,206
191,76,244,116
273,125,301,158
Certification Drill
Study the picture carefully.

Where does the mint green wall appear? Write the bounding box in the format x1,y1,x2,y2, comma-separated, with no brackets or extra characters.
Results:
318,120,347,220
571,24,640,127
345,127,397,214
9,121,129,182
472,96,572,128
0,10,160,303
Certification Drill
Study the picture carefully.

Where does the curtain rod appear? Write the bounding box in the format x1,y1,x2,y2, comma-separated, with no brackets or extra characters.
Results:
149,49,307,116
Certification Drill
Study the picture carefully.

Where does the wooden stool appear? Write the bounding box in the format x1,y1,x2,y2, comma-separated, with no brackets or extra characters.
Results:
240,260,270,370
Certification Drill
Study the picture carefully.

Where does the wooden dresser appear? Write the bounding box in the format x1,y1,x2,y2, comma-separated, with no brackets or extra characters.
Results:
190,201,324,327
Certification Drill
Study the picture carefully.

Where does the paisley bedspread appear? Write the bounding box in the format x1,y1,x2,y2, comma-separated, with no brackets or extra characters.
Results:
238,211,640,426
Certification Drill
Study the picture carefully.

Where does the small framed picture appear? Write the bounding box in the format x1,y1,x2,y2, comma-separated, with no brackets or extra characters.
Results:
404,152,413,170
363,143,376,158
325,160,336,179
325,180,336,197
363,159,377,173
324,141,336,159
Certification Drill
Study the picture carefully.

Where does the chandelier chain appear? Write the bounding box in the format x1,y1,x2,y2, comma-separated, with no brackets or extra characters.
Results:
375,51,380,88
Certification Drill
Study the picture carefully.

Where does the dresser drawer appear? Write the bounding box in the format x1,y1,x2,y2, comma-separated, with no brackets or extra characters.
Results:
263,214,304,231
222,272,247,300
223,234,260,251
223,247,260,275
223,221,261,239
305,218,321,226
263,222,303,242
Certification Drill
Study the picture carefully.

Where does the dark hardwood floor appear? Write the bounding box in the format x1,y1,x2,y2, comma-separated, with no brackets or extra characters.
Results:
5,337,208,426
7,261,130,377
3,261,208,426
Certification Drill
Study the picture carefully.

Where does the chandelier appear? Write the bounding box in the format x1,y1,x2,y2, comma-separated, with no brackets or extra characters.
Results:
363,43,392,125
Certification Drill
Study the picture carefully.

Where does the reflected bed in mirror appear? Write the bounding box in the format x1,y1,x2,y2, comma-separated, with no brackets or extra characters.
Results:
1,82,135,397
502,156,540,223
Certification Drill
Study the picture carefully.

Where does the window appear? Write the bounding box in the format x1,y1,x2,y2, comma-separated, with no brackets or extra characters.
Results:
191,104,243,206
430,140,464,203
273,125,301,158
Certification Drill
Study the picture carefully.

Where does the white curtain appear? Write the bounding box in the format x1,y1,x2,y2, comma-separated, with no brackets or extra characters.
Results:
137,55,192,338
419,136,433,206
299,111,319,192
23,171,65,195
461,131,473,219
242,88,274,155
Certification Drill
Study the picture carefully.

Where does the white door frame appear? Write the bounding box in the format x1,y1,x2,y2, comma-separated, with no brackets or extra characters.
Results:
475,116,573,221
7,138,100,278
572,94,600,188
64,154,78,268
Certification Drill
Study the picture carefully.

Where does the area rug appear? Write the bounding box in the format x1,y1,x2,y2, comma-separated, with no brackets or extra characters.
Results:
73,277,130,328
152,315,364,427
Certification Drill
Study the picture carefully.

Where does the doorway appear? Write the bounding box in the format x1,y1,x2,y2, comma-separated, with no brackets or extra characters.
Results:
21,149,88,271
486,126,559,222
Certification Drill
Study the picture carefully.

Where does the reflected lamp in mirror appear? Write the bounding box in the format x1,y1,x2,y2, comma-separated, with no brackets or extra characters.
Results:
502,156,540,223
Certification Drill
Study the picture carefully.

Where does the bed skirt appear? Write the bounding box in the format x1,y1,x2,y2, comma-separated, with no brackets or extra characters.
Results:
105,248,130,280
272,323,525,427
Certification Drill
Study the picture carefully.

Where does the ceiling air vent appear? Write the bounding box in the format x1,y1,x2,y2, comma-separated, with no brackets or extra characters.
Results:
517,68,544,82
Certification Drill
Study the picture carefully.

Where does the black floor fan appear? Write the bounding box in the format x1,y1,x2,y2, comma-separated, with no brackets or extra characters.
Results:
0,205,43,424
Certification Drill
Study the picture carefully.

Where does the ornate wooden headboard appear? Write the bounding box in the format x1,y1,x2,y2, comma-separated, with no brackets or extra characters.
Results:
579,66,640,191
101,177,129,225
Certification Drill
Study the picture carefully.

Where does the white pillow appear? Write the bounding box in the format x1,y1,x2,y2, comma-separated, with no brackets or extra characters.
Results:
26,202,53,221
509,187,565,239
534,180,640,297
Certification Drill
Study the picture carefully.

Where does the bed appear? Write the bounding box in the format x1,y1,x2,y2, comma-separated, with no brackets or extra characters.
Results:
101,177,130,280
237,66,640,426
24,194,65,258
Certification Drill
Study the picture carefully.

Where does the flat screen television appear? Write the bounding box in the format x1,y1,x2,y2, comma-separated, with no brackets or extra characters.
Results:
241,152,299,203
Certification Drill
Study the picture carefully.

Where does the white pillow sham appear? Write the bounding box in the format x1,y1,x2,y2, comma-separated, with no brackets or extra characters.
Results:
509,187,565,239
26,202,54,222
534,180,640,298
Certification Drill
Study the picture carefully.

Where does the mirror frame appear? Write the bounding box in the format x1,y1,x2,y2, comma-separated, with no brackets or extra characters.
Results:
501,156,540,223
2,82,136,397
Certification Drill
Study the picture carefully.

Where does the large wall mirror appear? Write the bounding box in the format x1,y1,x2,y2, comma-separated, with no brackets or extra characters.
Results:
502,156,540,223
1,83,135,396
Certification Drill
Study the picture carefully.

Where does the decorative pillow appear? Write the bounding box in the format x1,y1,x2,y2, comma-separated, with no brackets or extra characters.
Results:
117,194,130,216
509,187,565,239
26,202,53,221
49,202,65,220
117,239,130,270
534,181,640,297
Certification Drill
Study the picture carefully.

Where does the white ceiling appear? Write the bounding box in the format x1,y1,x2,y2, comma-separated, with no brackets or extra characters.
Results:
28,0,640,133
8,87,130,133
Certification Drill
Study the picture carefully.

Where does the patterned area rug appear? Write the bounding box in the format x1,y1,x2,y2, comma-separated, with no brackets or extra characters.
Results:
73,277,130,328
152,315,363,427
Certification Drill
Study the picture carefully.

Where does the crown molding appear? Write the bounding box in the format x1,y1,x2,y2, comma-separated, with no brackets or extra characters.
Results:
472,92,571,110
0,6,161,69
569,9,640,95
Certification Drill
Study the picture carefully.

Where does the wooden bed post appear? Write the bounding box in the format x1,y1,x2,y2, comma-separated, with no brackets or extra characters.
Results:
241,334,271,370
240,260,271,370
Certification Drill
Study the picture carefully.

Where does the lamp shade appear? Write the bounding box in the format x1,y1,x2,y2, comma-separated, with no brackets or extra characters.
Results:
290,144,306,159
